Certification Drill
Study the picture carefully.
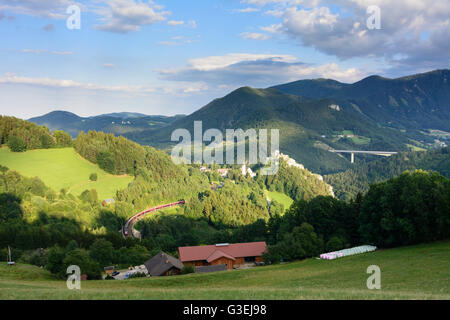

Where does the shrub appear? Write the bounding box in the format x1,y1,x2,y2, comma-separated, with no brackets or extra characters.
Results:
7,136,27,152
89,173,98,181
180,264,195,275
325,236,345,252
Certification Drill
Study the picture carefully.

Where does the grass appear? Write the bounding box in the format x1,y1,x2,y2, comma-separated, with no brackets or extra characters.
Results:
265,190,294,213
1,241,448,300
0,147,133,200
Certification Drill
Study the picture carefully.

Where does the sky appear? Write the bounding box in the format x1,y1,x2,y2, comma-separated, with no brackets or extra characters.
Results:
0,0,449,119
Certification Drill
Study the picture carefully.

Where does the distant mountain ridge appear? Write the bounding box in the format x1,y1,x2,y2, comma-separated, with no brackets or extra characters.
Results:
29,111,185,137
272,69,450,131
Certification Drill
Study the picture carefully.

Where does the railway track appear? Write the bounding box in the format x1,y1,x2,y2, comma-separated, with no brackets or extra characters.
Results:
122,200,185,238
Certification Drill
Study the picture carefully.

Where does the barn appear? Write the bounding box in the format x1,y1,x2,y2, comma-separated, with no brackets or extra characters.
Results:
178,242,267,270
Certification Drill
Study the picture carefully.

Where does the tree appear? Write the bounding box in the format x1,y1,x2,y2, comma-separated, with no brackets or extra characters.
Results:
79,189,98,205
45,246,65,275
54,130,73,147
40,134,55,149
7,136,27,152
89,239,114,267
89,173,98,181
359,171,450,247
263,223,323,263
97,151,115,174
62,248,102,280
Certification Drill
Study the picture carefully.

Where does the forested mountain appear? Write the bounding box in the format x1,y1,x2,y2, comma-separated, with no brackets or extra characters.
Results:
325,146,450,200
126,86,420,174
29,111,185,138
273,69,450,131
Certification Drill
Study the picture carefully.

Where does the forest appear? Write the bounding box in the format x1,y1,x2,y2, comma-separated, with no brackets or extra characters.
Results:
325,146,450,200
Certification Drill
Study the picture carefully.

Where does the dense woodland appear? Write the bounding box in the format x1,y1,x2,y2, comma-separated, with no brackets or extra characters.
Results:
0,116,72,151
0,117,449,279
325,147,450,200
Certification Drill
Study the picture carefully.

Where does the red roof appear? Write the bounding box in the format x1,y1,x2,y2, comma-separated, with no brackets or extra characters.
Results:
178,242,267,262
206,250,236,263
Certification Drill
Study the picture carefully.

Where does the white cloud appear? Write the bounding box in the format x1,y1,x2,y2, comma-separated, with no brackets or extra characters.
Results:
241,0,320,7
52,51,73,55
94,0,169,33
250,0,450,70
185,53,297,71
0,0,83,19
167,20,184,26
158,36,199,46
233,7,260,13
22,49,72,55
22,49,48,54
260,23,283,33
0,73,209,96
157,53,366,88
240,32,270,40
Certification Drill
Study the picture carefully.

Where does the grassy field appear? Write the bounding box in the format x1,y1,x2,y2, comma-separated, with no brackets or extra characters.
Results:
265,190,294,213
0,241,448,300
0,147,133,200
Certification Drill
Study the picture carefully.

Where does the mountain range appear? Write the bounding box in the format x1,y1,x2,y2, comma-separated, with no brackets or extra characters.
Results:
29,111,185,138
28,69,450,174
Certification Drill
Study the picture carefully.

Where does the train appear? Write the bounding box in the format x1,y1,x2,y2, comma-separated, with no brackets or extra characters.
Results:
123,200,185,236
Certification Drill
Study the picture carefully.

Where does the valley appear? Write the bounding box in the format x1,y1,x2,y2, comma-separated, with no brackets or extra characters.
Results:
1,69,449,301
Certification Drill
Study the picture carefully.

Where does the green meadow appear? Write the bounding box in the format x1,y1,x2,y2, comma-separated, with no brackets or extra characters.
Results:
0,241,448,300
0,147,133,200
265,190,294,213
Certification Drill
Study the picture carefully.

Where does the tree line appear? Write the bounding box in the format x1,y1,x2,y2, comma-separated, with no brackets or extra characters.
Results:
0,116,72,151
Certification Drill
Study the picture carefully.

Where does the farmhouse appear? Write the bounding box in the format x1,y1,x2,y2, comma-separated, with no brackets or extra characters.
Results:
178,242,266,270
102,198,115,206
144,252,184,276
103,266,115,275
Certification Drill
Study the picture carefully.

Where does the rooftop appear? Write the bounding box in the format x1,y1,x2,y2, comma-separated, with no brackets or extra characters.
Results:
178,241,267,262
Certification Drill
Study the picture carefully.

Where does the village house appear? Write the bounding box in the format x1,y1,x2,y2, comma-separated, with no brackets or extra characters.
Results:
103,266,115,275
216,168,230,177
144,252,184,276
178,242,267,270
102,198,115,206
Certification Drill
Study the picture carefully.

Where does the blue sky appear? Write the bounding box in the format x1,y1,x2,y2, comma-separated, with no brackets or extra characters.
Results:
0,0,448,118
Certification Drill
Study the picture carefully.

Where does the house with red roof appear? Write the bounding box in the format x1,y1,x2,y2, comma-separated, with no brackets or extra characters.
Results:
178,242,267,270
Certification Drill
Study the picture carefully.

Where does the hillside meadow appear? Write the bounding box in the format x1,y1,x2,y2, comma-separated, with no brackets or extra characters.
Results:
265,190,294,214
0,147,133,200
0,241,448,300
